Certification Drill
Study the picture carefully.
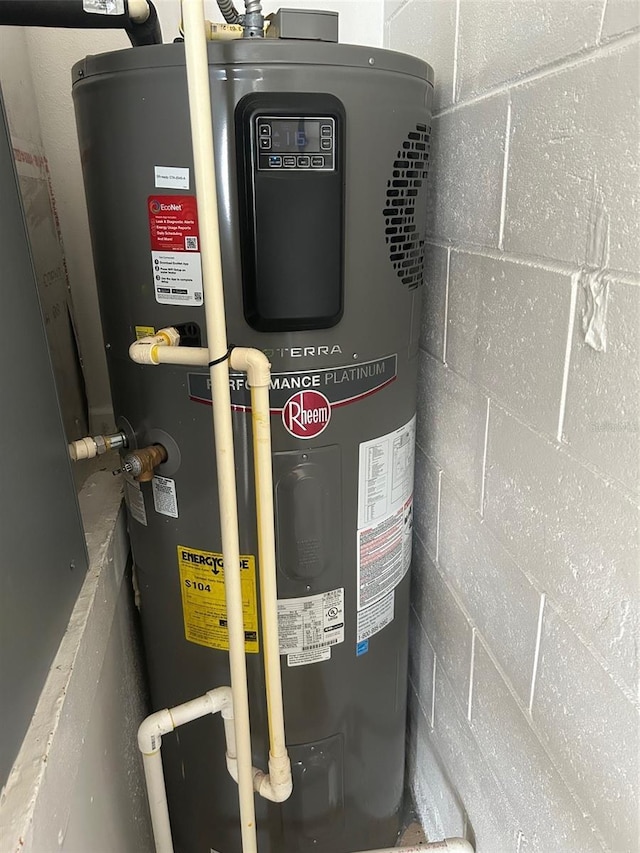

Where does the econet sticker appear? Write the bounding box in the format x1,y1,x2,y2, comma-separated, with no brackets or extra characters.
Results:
148,195,203,307
177,546,259,653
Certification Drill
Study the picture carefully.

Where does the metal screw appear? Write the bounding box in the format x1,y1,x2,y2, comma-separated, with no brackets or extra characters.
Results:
368,57,375,66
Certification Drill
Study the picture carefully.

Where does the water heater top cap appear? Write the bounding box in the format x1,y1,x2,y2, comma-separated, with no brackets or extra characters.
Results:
72,37,433,87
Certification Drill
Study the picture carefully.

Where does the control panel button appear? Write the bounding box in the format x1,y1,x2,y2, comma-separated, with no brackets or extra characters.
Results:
283,156,296,168
259,123,271,136
269,156,282,168
321,124,332,137
259,137,272,150
297,155,310,168
311,155,325,168
321,138,332,151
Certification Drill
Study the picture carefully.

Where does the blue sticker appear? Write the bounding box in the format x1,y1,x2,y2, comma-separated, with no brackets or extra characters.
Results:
356,640,369,657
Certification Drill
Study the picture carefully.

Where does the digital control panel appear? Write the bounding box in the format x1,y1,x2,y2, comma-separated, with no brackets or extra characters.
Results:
256,116,336,171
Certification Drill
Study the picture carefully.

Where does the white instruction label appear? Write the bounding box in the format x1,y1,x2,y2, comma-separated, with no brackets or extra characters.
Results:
357,591,395,643
357,416,415,611
125,477,147,526
152,252,203,306
83,0,124,14
154,166,190,190
152,476,178,518
277,588,344,656
288,647,331,667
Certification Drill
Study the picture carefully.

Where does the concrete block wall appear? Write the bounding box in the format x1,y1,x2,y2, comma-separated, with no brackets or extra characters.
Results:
386,2,640,850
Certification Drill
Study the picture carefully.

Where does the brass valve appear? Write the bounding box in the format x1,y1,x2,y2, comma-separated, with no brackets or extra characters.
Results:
116,444,168,482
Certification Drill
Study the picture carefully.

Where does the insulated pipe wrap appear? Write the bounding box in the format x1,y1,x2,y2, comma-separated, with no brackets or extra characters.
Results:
0,0,162,46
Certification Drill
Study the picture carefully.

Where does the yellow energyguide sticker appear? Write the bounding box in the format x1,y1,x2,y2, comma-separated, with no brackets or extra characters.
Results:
135,325,155,339
177,545,259,653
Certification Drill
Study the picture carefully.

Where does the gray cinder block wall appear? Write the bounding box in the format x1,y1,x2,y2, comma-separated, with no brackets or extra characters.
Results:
386,1,640,850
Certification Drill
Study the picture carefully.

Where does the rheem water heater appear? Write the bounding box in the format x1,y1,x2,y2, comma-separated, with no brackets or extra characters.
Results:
73,16,433,852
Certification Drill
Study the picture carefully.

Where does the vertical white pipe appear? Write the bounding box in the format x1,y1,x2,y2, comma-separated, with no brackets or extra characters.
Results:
181,3,258,851
141,751,174,853
250,381,287,760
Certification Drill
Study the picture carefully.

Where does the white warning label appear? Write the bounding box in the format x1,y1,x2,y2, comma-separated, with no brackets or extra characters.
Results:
83,0,124,14
357,416,415,611
152,475,178,518
288,647,331,667
124,476,147,526
154,166,190,190
152,252,203,306
277,588,344,657
357,591,395,642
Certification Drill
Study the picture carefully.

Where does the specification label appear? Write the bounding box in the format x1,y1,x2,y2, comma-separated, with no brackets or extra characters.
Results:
277,588,344,663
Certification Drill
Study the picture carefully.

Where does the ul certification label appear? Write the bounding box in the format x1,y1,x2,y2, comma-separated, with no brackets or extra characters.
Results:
148,195,203,306
177,546,259,653
277,588,344,665
357,416,415,618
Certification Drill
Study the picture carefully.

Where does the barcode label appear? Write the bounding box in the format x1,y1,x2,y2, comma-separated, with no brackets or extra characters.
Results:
303,637,340,652
185,236,198,250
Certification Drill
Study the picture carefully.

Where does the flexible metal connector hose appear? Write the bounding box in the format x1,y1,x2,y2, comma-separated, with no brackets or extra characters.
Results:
244,0,261,14
216,0,241,25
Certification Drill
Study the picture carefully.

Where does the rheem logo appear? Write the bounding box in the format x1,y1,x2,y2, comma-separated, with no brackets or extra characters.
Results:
282,390,331,439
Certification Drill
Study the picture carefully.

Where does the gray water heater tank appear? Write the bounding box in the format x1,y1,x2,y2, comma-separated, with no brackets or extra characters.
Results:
72,31,433,853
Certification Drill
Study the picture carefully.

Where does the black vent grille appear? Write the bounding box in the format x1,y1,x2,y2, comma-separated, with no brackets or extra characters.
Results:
384,123,431,289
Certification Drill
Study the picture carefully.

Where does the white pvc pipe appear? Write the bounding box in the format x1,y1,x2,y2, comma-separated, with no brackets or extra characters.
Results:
138,689,235,853
230,347,292,803
181,3,258,852
141,751,173,853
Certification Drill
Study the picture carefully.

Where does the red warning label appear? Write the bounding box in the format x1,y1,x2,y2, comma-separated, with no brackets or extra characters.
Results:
148,195,199,252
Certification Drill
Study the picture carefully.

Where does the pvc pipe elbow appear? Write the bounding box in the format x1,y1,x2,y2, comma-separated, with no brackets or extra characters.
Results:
138,709,174,755
207,686,234,718
230,347,271,387
129,328,181,365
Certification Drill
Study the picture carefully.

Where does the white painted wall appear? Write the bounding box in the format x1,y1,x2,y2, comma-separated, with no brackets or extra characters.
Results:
25,0,384,432
386,1,640,851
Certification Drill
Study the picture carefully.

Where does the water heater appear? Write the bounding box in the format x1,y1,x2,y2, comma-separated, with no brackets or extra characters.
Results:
73,21,433,853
